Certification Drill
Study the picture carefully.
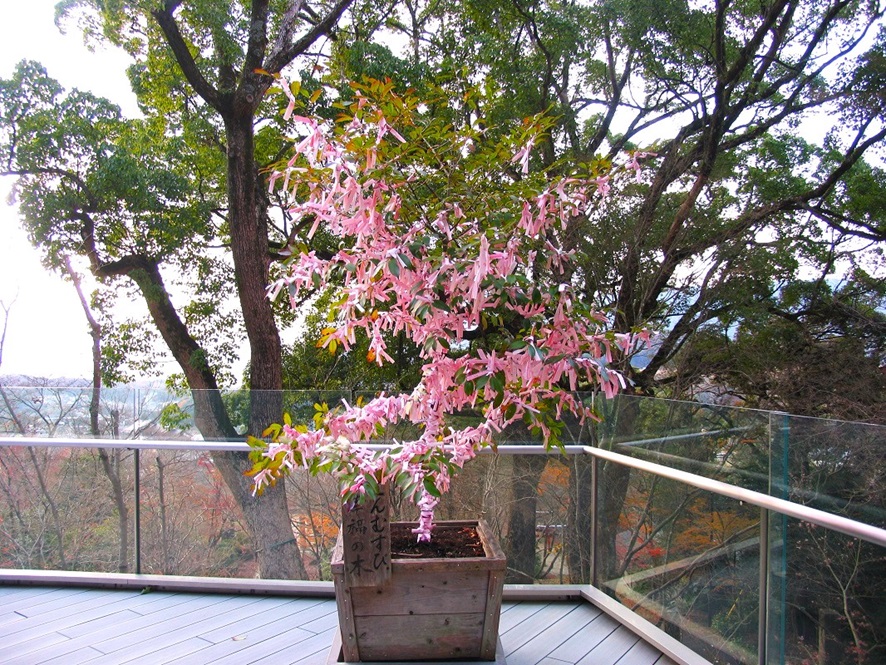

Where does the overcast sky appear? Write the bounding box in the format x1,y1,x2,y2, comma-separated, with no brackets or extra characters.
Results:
0,1,139,379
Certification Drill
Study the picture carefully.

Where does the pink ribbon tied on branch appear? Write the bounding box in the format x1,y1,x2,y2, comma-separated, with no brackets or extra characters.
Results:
411,492,440,543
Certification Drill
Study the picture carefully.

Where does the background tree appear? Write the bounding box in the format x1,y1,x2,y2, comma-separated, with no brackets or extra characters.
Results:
363,0,886,582
676,272,886,422
2,0,365,577
282,290,423,394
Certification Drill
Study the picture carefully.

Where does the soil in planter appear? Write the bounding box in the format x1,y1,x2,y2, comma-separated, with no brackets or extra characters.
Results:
390,523,486,559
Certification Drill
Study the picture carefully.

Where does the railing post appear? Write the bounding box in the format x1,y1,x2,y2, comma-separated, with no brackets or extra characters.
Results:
134,448,141,575
590,453,598,588
766,412,790,665
758,507,770,665
588,392,599,588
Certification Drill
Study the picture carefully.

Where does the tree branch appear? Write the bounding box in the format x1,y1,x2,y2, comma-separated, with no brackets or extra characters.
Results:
151,4,222,112
265,0,354,73
243,0,271,78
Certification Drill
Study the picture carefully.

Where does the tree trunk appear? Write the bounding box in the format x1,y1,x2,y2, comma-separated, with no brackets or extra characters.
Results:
219,112,305,579
156,456,171,574
106,254,305,579
596,396,640,584
98,449,130,573
215,451,306,578
66,255,131,573
223,113,283,425
566,454,593,584
505,454,548,583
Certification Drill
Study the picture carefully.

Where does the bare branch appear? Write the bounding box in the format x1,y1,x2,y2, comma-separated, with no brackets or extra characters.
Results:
265,0,354,74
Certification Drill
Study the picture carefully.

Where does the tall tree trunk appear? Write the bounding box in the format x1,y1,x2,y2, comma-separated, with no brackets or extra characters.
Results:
66,255,131,573
98,449,130,573
223,115,284,427
566,454,593,584
96,254,305,579
596,396,640,584
219,113,305,579
156,456,171,574
506,454,548,583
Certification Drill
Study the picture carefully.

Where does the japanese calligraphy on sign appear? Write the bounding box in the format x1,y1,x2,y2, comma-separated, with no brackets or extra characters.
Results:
341,487,392,587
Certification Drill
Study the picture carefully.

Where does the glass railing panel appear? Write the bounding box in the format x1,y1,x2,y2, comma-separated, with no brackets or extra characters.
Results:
0,444,136,574
598,461,762,664
776,517,885,665
778,414,886,524
768,414,885,665
239,448,581,584
597,395,771,486
0,384,186,439
284,470,343,581
133,446,259,578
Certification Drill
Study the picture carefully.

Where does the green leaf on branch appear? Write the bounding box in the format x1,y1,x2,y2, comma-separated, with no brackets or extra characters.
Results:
423,475,442,498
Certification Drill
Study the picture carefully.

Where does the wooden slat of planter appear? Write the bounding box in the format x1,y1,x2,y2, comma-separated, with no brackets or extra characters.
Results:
390,558,504,573
349,569,489,617
480,568,505,659
331,535,360,662
478,519,506,660
478,520,506,561
332,577,359,662
353,612,486,661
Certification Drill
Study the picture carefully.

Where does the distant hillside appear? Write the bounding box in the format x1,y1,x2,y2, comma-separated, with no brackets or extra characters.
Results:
0,374,92,388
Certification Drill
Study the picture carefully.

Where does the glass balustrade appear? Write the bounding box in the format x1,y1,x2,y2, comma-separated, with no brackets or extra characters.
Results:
0,387,883,665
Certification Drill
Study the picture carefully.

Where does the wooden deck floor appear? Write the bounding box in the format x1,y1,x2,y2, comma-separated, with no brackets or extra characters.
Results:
0,585,679,665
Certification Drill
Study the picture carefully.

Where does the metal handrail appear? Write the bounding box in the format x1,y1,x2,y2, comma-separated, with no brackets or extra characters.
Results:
1,436,883,543
0,436,251,452
1,435,881,546
0,437,587,455
581,444,886,548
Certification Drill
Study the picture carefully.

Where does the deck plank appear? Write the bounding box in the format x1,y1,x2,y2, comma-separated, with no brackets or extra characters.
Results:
0,590,162,644
197,597,329,644
576,624,640,665
0,587,89,613
166,622,315,663
506,603,603,664
251,627,339,664
0,585,682,665
166,600,337,665
22,593,242,662
499,600,550,632
0,625,71,662
618,639,664,665
38,646,106,665
122,637,217,665
547,611,620,662
86,595,272,662
209,624,324,664
502,602,581,654
0,586,59,601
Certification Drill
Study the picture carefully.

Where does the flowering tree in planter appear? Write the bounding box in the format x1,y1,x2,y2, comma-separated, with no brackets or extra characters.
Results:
248,78,648,541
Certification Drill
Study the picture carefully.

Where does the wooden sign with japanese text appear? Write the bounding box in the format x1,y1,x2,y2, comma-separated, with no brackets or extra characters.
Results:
341,486,392,587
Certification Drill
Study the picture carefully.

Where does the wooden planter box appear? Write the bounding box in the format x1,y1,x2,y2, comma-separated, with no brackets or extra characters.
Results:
331,520,506,662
